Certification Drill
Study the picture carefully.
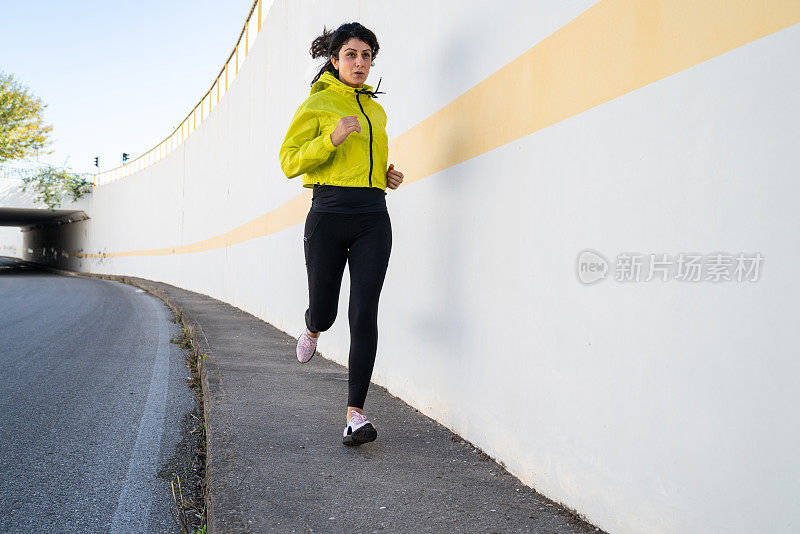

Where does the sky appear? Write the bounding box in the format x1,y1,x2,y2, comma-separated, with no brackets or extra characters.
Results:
1,0,255,174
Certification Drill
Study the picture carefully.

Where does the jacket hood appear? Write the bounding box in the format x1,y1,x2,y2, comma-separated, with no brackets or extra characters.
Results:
310,71,384,98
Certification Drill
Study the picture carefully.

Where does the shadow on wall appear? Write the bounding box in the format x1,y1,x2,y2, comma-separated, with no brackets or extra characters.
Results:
401,16,494,399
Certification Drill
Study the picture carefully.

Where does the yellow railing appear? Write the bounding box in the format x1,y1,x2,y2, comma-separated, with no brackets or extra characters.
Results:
95,0,266,185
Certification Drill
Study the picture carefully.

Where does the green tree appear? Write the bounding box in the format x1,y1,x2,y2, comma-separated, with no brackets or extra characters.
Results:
0,72,92,210
0,71,53,163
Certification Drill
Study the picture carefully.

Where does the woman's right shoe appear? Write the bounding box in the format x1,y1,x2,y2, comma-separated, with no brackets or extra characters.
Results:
296,330,318,363
342,411,377,446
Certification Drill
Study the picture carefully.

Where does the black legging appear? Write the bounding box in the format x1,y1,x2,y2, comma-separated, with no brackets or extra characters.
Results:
303,209,392,409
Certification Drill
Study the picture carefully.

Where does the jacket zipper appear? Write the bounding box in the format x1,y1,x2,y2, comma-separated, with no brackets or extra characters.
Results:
355,92,373,187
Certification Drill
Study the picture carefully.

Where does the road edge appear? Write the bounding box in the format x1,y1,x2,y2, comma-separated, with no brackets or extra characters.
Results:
15,261,218,534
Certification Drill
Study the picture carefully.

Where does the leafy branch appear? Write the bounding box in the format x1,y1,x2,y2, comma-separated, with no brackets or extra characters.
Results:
20,165,94,210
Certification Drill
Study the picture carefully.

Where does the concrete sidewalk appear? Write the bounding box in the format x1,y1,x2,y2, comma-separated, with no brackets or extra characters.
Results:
55,268,606,533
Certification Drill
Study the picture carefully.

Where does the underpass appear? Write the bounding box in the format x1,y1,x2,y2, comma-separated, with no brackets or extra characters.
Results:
0,177,89,270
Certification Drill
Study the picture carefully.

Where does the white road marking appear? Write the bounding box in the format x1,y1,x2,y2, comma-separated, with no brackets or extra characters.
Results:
110,296,170,533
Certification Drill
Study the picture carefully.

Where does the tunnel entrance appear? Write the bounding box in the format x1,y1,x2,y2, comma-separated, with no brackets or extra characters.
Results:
0,177,91,270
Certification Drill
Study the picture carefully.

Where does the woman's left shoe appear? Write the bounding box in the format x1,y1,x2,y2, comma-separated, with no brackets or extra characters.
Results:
296,330,318,363
343,411,377,446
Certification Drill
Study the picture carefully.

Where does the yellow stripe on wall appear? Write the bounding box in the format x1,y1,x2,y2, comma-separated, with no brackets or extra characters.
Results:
77,0,800,259
79,190,312,258
395,0,800,186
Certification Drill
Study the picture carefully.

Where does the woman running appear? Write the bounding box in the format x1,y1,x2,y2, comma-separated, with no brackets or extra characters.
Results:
278,22,403,446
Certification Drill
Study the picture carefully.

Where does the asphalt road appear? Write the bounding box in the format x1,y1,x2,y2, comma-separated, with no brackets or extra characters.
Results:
0,257,197,533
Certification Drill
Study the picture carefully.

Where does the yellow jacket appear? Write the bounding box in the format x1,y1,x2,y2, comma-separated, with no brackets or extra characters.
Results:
279,71,388,189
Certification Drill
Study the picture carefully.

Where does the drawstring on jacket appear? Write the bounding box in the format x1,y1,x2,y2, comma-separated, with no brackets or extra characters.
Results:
354,77,385,99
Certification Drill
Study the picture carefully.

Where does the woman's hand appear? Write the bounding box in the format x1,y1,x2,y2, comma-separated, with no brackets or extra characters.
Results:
330,116,361,147
386,163,404,189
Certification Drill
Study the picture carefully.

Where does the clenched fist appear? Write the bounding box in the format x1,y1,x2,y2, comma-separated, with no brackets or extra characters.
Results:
330,116,361,147
387,163,404,189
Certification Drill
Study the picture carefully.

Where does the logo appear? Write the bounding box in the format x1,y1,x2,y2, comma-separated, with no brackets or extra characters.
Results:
575,249,763,284
576,249,609,285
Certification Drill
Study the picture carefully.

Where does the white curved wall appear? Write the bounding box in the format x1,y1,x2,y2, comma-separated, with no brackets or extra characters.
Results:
15,2,800,533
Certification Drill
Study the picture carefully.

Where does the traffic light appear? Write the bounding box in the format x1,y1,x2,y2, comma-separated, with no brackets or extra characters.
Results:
94,156,99,168
122,153,130,164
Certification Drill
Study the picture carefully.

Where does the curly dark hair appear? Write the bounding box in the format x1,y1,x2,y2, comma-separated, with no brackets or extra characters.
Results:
309,22,379,85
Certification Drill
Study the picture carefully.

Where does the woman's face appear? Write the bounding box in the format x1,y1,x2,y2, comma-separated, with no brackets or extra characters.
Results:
331,38,372,88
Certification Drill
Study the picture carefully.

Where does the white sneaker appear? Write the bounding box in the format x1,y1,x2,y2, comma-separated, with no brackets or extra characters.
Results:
296,330,318,363
342,411,377,446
